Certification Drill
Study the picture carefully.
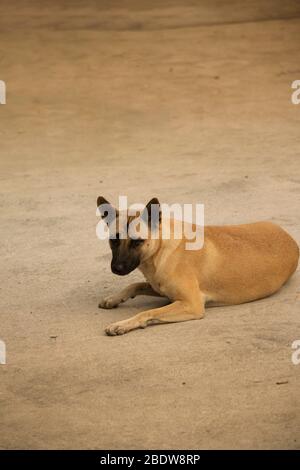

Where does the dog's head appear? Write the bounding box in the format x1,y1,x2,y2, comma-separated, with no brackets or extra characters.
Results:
97,196,161,276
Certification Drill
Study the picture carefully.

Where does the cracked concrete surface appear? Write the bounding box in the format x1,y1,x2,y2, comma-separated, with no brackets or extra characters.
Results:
0,0,300,449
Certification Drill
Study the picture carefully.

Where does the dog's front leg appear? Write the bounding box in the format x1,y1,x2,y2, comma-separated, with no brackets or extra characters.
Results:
99,282,161,309
105,294,205,336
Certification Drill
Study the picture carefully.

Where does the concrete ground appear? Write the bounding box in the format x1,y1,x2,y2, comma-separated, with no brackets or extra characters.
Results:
1,0,300,450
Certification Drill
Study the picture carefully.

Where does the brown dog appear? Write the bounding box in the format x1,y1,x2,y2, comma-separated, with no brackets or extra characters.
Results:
97,197,299,336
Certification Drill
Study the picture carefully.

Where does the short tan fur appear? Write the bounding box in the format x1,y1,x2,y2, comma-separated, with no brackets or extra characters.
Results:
97,197,299,336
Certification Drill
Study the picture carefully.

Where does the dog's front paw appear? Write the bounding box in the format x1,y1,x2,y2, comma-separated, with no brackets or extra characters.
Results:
98,296,120,309
105,320,137,336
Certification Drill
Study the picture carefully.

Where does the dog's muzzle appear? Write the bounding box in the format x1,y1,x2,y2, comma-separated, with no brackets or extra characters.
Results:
111,261,139,276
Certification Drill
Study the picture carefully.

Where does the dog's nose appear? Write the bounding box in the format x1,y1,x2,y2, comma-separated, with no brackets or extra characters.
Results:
112,263,125,275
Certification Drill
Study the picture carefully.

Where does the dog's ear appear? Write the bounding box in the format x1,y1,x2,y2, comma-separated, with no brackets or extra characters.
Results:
97,196,109,208
97,196,118,225
142,197,161,227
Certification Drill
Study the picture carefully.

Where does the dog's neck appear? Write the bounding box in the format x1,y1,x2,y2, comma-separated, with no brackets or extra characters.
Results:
138,257,155,280
138,238,161,277
139,236,182,281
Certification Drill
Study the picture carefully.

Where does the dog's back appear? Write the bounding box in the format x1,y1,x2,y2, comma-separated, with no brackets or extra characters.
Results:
198,222,299,305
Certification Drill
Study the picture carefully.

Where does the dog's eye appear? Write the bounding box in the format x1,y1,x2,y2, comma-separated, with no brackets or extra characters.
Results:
130,238,144,248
